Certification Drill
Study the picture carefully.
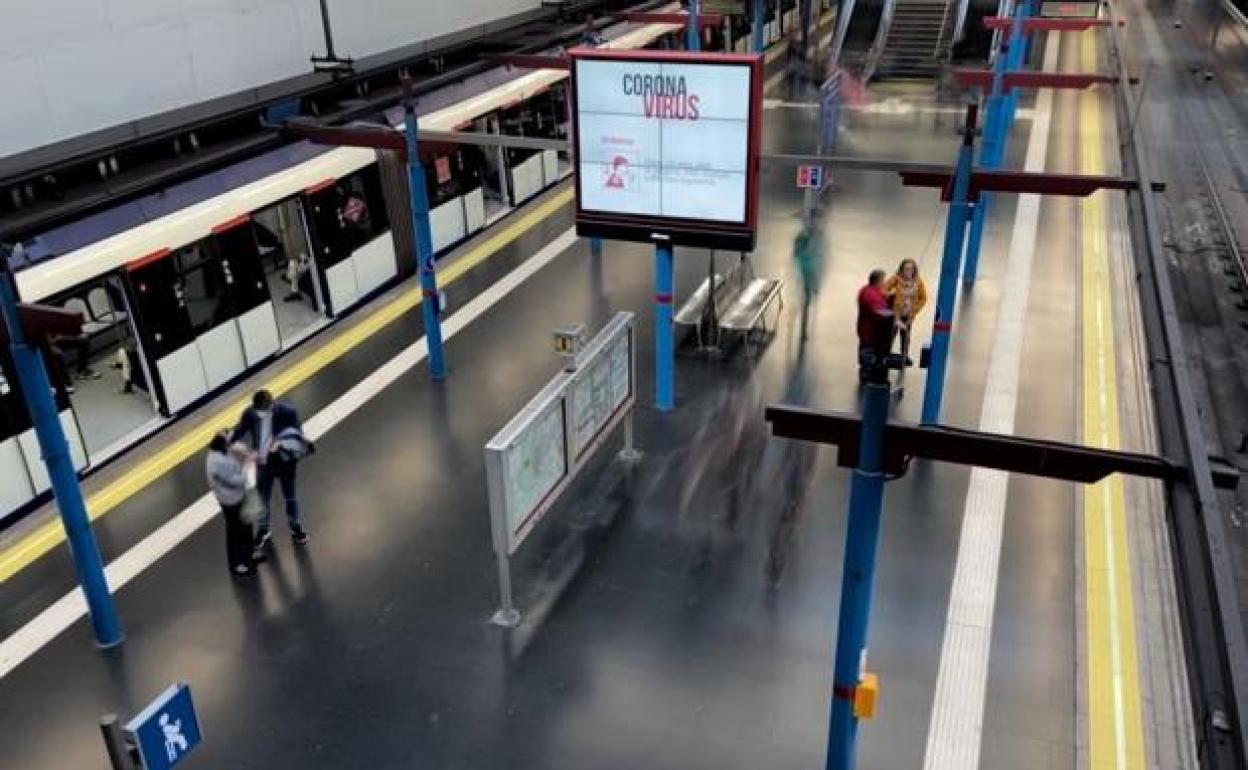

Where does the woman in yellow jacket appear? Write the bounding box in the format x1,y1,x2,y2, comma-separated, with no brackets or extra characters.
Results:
883,258,928,365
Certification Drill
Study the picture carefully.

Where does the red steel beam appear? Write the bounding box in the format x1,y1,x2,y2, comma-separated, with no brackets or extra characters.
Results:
983,17,1112,32
488,53,569,70
0,304,84,345
899,169,1166,200
953,68,1119,90
283,118,407,158
618,11,726,28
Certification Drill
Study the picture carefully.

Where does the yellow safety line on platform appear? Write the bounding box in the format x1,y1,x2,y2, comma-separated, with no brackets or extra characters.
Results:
0,186,575,584
1078,30,1146,770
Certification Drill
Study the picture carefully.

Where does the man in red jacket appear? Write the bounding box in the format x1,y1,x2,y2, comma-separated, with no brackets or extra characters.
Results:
857,270,895,382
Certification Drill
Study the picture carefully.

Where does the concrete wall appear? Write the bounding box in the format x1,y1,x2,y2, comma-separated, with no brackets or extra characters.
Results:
0,0,539,160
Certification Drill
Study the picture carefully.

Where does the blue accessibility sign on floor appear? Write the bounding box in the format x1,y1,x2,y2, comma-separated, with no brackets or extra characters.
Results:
125,683,202,769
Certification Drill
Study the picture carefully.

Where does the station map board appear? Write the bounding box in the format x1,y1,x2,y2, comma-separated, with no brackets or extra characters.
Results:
568,326,632,460
569,49,763,251
501,398,568,548
485,313,635,555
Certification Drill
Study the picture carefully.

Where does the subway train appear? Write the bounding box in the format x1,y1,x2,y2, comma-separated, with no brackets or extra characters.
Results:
0,3,814,526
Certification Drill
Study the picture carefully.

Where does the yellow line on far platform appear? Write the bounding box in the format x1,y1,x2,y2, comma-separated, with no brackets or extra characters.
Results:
1077,29,1146,770
0,186,575,584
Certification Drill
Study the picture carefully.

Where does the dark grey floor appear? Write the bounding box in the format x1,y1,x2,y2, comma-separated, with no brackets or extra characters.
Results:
0,60,1105,770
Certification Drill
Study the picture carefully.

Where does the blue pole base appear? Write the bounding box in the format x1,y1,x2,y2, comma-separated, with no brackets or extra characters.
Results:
825,380,890,770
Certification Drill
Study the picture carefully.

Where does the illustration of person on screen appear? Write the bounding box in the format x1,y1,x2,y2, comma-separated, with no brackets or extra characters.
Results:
604,155,630,190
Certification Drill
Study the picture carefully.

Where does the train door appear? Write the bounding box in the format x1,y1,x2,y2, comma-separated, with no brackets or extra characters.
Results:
125,249,205,415
46,274,161,459
477,115,510,221
173,242,249,392
209,217,281,366
253,196,329,347
0,350,36,523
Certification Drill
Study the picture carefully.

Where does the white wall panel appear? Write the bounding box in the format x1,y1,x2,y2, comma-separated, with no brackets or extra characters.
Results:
197,321,247,390
1,0,109,51
39,25,197,140
188,3,306,101
326,260,360,316
2,0,543,160
238,302,282,365
157,342,210,414
327,0,537,60
0,438,36,520
350,233,399,297
18,411,90,494
0,57,55,159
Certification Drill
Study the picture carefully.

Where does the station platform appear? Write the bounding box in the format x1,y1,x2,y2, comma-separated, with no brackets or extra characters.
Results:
0,26,1199,770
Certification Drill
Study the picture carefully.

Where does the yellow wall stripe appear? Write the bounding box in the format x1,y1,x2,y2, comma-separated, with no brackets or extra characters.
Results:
1078,29,1147,770
0,186,574,583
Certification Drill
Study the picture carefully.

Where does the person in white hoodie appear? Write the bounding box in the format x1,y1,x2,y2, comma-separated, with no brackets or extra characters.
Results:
206,433,254,576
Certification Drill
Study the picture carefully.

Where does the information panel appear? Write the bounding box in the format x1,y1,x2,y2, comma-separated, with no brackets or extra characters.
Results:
570,49,763,251
568,327,632,460
503,398,568,542
485,313,636,555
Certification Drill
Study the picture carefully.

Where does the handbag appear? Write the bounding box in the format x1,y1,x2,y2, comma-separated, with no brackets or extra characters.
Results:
240,487,263,526
238,460,262,525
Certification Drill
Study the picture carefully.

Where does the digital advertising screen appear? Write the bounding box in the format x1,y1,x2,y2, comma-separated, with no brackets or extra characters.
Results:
570,49,762,251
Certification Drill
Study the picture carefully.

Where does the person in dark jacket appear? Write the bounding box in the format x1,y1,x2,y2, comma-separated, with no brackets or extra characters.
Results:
232,389,308,556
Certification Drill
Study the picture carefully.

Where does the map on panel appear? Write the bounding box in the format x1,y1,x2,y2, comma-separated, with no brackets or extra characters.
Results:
569,331,632,459
505,398,567,539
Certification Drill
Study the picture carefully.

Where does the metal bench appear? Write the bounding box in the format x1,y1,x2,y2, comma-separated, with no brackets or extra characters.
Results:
675,274,735,350
719,276,784,355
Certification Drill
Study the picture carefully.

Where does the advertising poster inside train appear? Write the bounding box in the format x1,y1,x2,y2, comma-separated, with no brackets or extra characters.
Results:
574,56,755,225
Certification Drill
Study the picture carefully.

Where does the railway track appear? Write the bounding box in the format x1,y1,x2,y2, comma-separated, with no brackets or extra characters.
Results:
1158,58,1248,601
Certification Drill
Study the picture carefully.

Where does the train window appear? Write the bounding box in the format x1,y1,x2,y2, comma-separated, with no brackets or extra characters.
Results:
210,223,270,314
173,244,229,335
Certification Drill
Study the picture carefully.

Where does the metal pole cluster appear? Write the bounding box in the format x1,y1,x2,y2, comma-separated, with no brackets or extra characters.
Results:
962,0,1035,285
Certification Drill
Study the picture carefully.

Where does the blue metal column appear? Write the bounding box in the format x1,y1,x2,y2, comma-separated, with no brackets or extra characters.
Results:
687,0,701,51
753,0,766,52
0,271,122,648
825,374,891,770
590,238,603,258
655,244,675,411
961,5,1029,285
920,107,977,425
403,99,447,381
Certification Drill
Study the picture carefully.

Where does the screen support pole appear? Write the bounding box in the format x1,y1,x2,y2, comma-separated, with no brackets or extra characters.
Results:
687,0,702,51
753,0,766,53
655,243,676,412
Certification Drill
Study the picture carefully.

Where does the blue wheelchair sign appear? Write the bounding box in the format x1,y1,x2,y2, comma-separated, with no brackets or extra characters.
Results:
125,683,202,770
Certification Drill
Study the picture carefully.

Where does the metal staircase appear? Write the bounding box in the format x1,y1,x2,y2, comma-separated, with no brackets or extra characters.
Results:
872,0,958,79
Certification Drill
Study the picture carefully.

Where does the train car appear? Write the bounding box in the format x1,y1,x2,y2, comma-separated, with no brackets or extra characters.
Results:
0,18,686,526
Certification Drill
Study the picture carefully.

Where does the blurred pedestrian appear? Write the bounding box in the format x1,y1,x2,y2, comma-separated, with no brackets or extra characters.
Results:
883,258,927,366
793,221,825,340
206,433,253,577
232,389,310,558
856,269,894,382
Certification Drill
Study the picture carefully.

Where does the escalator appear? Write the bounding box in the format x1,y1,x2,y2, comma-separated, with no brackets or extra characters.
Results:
832,0,998,82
